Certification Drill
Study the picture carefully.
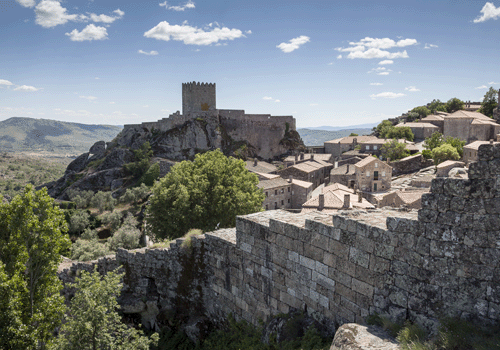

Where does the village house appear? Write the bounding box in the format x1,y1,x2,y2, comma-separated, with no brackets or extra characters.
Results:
329,163,356,188
354,156,392,192
463,140,500,164
323,135,378,157
245,159,277,174
301,183,374,213
374,189,429,210
394,122,439,140
283,153,334,167
258,177,313,210
435,160,465,177
277,160,332,189
359,138,419,156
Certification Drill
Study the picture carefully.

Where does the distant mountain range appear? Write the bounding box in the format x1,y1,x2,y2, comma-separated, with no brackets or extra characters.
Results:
297,128,373,147
301,122,378,131
0,117,123,155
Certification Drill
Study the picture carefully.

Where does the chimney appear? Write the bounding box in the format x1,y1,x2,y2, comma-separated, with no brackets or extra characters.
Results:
357,191,362,203
318,194,325,210
490,139,494,144
300,153,304,160
346,164,349,174
288,175,293,183
343,194,350,208
311,154,314,160
295,154,298,162
254,159,258,166
387,157,391,163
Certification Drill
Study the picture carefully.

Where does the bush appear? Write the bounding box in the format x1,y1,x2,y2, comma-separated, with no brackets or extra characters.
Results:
71,230,111,261
90,191,116,213
107,214,142,251
67,189,94,209
100,211,123,232
69,210,90,235
421,150,433,160
181,229,203,249
121,183,150,204
139,162,160,186
431,143,460,165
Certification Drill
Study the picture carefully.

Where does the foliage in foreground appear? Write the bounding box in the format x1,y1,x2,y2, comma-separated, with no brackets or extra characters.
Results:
147,149,265,240
367,314,500,350
158,313,332,350
0,185,71,349
380,139,410,161
52,268,158,350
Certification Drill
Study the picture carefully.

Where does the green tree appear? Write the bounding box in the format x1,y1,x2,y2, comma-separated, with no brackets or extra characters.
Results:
139,162,160,186
348,133,358,136
444,136,465,158
446,98,464,113
52,268,158,350
428,99,447,114
479,87,499,117
373,120,393,137
410,106,431,119
423,132,444,151
0,185,70,348
90,191,116,214
124,141,154,179
384,126,414,141
380,139,410,161
68,209,90,235
108,214,142,251
147,149,264,240
432,143,460,165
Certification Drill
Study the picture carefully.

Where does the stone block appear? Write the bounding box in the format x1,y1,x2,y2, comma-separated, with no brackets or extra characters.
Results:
329,239,349,259
311,231,329,250
315,260,329,277
430,177,445,194
355,265,376,285
299,255,316,270
355,235,375,254
470,179,495,199
323,252,335,267
352,278,374,298
349,247,370,269
373,242,395,260
437,211,461,226
292,239,304,255
288,250,299,263
304,243,324,262
339,230,356,246
329,267,352,288
296,264,312,281
318,293,329,309
418,209,438,223
336,282,356,302
369,255,390,273
276,234,293,251
388,287,408,308
478,144,494,161
469,161,490,179
340,295,361,315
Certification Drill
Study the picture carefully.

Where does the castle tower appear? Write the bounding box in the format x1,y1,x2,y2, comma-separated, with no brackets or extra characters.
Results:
182,82,216,115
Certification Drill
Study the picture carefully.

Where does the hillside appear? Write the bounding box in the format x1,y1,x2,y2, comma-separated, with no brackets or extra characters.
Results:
297,128,373,146
0,117,123,155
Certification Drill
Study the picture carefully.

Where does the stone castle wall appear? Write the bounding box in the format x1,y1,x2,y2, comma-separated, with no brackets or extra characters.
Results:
182,82,216,116
60,144,500,333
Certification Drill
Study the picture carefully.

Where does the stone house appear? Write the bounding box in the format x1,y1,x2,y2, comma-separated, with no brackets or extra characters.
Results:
359,138,418,156
277,160,331,189
301,183,374,213
323,135,378,157
442,111,500,143
375,189,428,209
245,159,277,174
329,163,356,188
257,177,313,210
354,157,392,192
283,153,333,167
420,114,444,130
394,122,439,140
463,140,500,164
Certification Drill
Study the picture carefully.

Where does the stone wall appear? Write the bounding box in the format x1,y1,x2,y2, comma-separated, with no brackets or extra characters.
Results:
60,144,500,334
182,82,216,116
389,154,433,176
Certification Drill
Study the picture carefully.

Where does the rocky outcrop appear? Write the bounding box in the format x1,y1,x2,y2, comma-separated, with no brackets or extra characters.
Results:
330,324,400,350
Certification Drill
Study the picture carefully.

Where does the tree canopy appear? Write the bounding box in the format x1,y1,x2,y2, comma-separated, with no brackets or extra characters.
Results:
423,132,465,158
431,143,460,165
0,185,70,349
146,149,265,240
380,139,410,161
373,120,414,141
479,87,499,118
446,98,465,113
410,106,431,119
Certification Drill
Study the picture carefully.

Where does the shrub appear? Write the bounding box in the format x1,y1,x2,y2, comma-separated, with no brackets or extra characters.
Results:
68,210,90,235
139,162,160,186
181,229,203,249
90,191,116,213
121,183,150,204
100,211,123,232
431,143,460,165
71,230,111,261
107,214,142,251
67,189,94,209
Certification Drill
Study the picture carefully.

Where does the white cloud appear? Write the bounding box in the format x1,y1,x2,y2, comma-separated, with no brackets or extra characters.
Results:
161,109,171,113
276,35,310,53
66,24,108,41
368,67,392,75
79,95,97,100
138,50,159,55
370,83,383,86
245,30,252,34
309,103,318,106
35,0,84,28
16,0,36,8
378,60,393,65
337,54,342,59
95,77,100,80
370,92,406,99
14,85,40,92
488,81,499,85
89,9,124,23
159,1,195,11
327,62,334,65
405,86,420,92
113,9,124,17
475,85,488,89
474,2,500,23
144,21,245,46
109,101,115,104
275,99,280,103
0,79,13,86
335,36,416,60
424,43,438,49
263,96,273,100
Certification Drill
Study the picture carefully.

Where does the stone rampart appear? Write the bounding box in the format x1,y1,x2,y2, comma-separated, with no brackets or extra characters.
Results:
60,144,500,334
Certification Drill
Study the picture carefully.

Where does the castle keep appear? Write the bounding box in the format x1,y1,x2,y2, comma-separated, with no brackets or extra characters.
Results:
118,82,299,160
61,143,500,335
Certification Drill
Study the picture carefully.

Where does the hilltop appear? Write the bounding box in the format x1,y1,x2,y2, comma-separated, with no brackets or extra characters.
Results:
297,128,373,146
0,117,122,156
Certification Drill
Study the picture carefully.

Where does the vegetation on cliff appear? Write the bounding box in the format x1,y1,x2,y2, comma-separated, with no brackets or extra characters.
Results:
146,149,264,240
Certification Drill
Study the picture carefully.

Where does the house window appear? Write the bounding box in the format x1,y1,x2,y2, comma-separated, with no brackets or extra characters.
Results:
366,145,370,150
281,200,284,205
281,189,284,194
382,172,386,177
274,202,278,209
288,187,290,192
275,190,277,195
366,171,370,177
265,192,268,197
374,145,378,150
375,163,378,168
288,199,290,203
265,204,268,210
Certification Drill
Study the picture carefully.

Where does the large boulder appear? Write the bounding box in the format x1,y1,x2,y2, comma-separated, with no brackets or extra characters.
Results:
66,152,89,174
330,323,400,350
89,140,106,155
96,148,134,171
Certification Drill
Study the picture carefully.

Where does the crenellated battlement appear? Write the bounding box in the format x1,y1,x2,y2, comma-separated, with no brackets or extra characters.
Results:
182,81,216,115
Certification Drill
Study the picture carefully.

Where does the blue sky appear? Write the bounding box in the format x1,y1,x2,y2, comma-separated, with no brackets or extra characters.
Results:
1,0,499,128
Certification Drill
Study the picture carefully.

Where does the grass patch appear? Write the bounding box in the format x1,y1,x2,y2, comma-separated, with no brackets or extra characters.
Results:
181,229,203,249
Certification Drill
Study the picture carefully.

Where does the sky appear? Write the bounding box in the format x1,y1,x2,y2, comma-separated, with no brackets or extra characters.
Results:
1,0,499,128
